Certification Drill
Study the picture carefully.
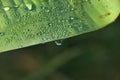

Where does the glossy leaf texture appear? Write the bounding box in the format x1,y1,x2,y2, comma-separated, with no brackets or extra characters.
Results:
0,0,120,53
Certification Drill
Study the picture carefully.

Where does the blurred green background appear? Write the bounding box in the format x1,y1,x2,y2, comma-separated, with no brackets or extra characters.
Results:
0,16,120,80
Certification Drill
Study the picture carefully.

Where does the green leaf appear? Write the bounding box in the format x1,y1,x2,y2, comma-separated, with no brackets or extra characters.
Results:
0,0,120,53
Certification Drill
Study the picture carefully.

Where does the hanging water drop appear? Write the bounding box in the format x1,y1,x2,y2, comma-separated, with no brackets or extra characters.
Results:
54,40,63,46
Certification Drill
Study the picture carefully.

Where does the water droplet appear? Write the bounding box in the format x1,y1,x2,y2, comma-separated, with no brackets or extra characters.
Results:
3,7,10,11
54,40,63,46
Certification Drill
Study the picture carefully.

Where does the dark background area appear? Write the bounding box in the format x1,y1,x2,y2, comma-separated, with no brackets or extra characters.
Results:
0,16,120,80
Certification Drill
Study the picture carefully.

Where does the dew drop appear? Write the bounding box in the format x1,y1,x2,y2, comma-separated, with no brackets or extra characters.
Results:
54,40,63,46
3,7,10,11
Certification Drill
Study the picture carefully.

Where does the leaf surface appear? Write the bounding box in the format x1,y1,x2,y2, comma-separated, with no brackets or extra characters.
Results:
0,0,120,52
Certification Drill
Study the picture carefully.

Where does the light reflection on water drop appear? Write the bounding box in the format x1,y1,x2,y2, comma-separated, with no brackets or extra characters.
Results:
54,40,63,46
